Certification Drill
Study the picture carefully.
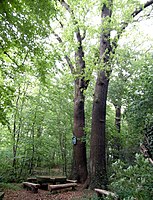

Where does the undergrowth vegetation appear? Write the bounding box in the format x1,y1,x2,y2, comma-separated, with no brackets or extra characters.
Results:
109,154,152,200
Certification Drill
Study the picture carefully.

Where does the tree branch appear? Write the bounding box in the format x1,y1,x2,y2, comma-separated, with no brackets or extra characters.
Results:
81,30,86,40
123,0,153,34
4,51,20,68
55,16,64,28
65,55,74,74
58,0,71,13
1,42,26,69
132,0,153,17
51,30,74,73
58,1,86,70
133,8,153,23
52,30,63,43
58,0,86,42
112,0,153,53
57,0,87,80
22,51,28,66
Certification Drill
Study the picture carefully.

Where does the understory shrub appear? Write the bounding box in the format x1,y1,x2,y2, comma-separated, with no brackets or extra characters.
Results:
109,154,153,200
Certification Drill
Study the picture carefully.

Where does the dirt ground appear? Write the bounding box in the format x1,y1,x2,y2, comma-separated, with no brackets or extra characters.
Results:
3,186,95,200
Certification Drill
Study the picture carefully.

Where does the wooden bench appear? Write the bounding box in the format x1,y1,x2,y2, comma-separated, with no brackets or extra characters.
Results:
48,183,77,192
36,176,56,184
23,182,40,193
27,177,37,183
55,177,67,184
0,192,4,200
95,188,119,200
66,179,77,183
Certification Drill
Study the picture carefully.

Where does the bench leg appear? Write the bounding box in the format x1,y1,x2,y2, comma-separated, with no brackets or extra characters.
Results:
72,186,76,191
32,187,38,193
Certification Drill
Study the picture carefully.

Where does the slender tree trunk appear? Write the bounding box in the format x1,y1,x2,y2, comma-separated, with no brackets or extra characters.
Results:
12,83,28,173
36,125,43,168
12,93,20,170
115,105,121,133
29,129,35,174
12,126,17,169
112,104,121,160
59,131,67,176
29,111,37,174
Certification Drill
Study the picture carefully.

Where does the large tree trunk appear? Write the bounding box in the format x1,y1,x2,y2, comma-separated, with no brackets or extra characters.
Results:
70,78,88,183
69,23,88,183
55,1,89,184
88,1,112,189
87,0,153,190
89,72,109,189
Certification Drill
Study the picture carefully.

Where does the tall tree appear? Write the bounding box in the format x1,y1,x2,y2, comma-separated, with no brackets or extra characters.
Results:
88,0,153,189
52,0,94,182
89,0,113,189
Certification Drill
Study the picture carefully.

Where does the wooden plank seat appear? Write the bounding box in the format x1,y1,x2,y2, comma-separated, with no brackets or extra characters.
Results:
0,192,4,200
48,183,77,192
23,182,40,193
36,176,56,184
66,179,77,183
94,188,119,200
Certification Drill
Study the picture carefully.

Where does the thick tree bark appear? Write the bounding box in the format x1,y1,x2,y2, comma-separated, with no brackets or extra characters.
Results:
87,0,153,189
89,1,112,189
70,17,88,183
56,1,88,183
89,71,109,189
70,78,88,183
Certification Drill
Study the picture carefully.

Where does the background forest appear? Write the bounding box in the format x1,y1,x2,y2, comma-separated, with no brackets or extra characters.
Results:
0,0,153,199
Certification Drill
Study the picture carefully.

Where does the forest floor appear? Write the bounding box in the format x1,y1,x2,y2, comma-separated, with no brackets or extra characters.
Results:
3,184,95,200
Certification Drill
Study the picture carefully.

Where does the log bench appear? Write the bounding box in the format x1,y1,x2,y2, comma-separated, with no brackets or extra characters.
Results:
48,183,77,193
94,188,119,200
23,182,40,193
0,192,4,200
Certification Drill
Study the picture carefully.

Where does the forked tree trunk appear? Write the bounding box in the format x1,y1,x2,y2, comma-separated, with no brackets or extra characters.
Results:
56,0,89,183
69,23,88,182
